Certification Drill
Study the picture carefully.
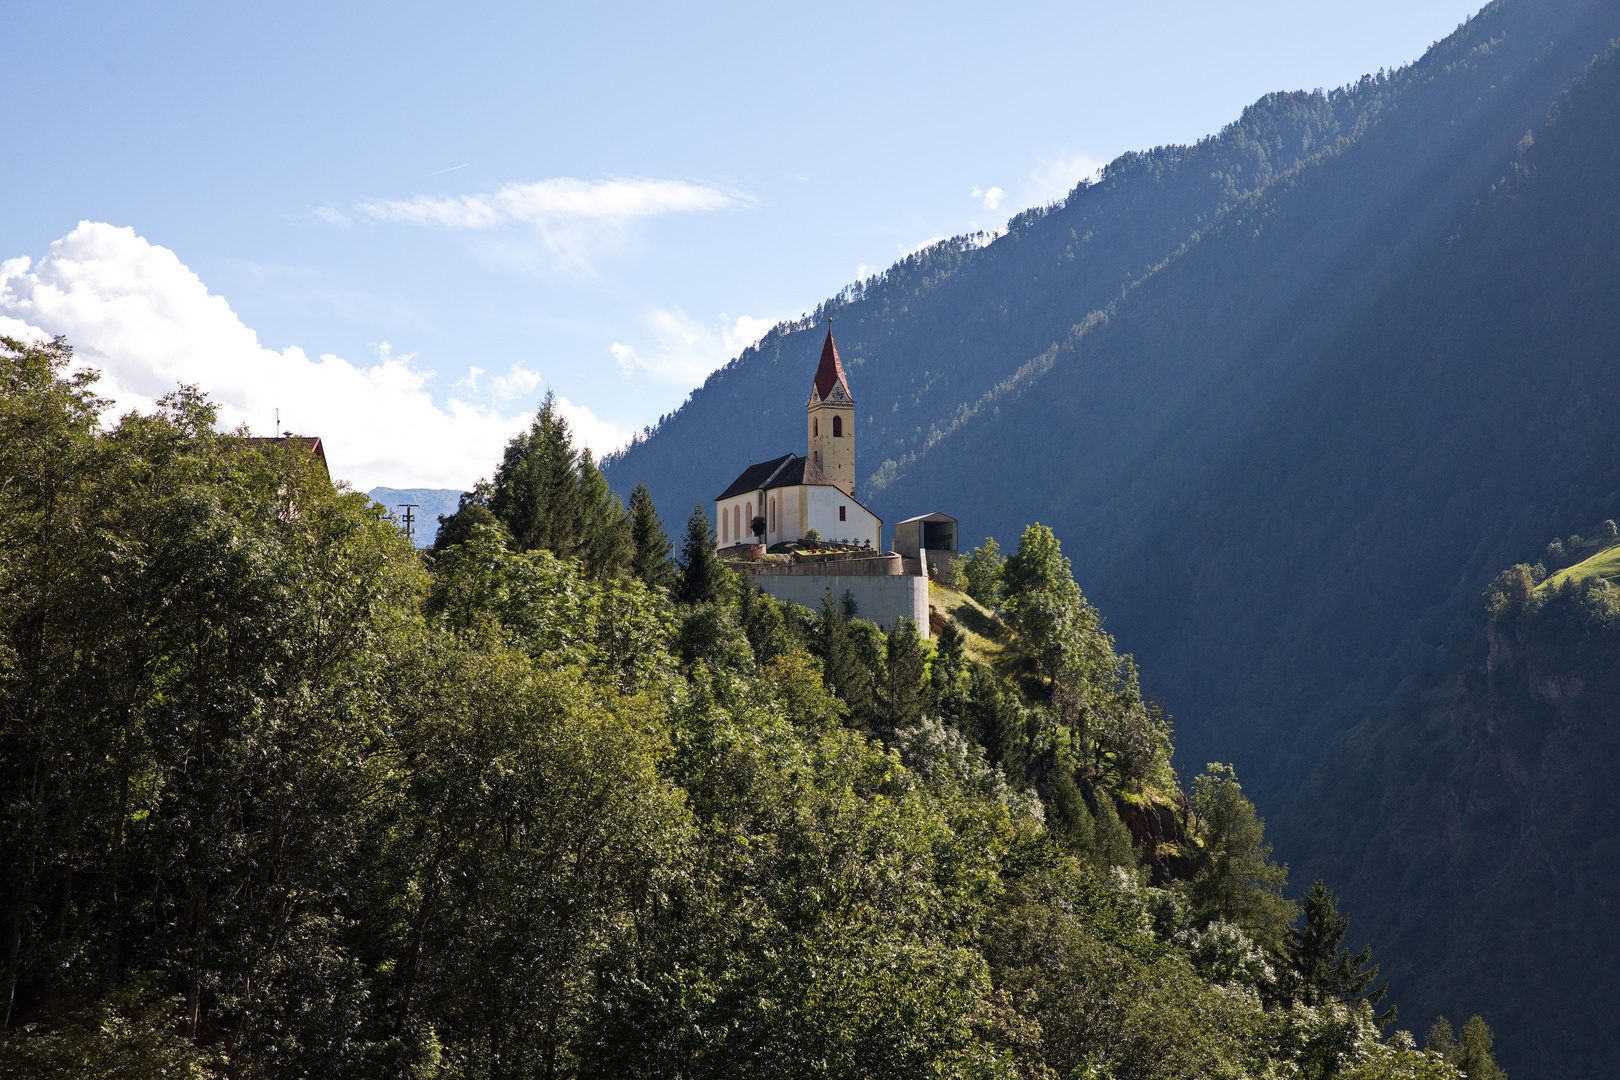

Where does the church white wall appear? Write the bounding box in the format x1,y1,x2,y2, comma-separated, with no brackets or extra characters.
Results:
716,484,879,550
802,485,879,548
751,573,930,638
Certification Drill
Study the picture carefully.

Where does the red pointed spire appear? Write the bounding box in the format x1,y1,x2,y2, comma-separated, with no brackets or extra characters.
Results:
812,327,854,402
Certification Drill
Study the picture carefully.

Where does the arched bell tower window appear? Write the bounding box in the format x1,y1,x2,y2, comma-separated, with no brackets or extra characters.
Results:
832,416,843,438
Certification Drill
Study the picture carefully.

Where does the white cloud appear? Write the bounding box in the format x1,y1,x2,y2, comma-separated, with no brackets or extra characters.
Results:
349,176,743,275
453,361,544,403
898,236,946,258
0,222,628,490
357,177,737,229
970,185,1006,210
1030,152,1105,201
611,308,778,385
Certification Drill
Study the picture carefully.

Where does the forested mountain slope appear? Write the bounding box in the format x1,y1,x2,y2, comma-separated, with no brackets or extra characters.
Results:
604,2,1620,1076
603,0,1617,524
887,15,1620,1078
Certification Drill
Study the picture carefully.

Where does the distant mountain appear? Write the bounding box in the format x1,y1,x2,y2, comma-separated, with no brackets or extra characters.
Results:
603,1,1620,1075
367,487,462,546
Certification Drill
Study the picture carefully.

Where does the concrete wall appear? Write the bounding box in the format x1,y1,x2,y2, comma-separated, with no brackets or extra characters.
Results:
751,572,930,637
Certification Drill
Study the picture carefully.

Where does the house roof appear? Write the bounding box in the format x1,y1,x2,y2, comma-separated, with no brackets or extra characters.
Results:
715,452,826,500
811,328,854,402
895,512,958,525
715,452,882,524
243,434,330,481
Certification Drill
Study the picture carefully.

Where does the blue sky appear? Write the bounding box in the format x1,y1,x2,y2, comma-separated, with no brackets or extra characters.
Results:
1,0,1480,489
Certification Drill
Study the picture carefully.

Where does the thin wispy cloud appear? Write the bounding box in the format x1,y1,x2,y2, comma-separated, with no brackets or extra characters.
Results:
357,177,740,230
1030,152,1105,201
348,176,747,275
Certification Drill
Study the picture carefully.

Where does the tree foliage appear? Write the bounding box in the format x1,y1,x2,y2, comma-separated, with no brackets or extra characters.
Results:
0,341,1475,1080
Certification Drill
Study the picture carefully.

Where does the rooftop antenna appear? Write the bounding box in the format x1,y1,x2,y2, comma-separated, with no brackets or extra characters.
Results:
396,503,420,545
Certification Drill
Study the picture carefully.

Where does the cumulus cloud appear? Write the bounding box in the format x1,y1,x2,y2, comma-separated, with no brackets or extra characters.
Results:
611,308,777,385
0,222,627,490
1030,152,1105,201
970,185,1006,210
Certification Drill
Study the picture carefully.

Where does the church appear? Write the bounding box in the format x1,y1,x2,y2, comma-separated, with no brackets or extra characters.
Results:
713,328,884,552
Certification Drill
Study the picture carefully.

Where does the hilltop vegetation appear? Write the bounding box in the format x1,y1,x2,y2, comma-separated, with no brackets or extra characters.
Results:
0,336,1512,1079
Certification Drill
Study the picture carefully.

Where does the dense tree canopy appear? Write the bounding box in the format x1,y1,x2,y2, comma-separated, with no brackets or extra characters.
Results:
0,339,1487,1079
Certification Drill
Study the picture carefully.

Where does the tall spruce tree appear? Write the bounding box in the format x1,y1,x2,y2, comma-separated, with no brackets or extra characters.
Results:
489,391,583,555
676,504,721,604
1286,879,1390,1017
1426,1016,1507,1080
815,590,879,735
880,617,925,738
929,620,968,731
576,450,632,579
628,483,674,590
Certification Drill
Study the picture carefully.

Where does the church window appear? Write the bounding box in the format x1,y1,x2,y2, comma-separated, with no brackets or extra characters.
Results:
733,506,741,541
721,508,729,543
769,498,776,531
813,417,818,437
832,416,843,437
839,505,846,521
746,501,753,535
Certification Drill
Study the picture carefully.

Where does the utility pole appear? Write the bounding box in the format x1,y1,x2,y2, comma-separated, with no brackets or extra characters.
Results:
397,503,420,545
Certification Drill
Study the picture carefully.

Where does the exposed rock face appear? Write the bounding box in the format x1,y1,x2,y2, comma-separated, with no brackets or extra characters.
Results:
1115,791,1196,885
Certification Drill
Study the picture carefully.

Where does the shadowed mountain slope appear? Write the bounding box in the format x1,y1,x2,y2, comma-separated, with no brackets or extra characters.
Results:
605,2,1620,1075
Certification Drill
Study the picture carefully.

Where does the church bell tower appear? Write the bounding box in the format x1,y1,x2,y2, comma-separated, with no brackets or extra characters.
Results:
807,326,856,496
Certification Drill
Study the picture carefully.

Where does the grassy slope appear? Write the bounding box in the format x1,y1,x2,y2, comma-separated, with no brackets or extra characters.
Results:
927,580,1044,697
1545,541,1620,588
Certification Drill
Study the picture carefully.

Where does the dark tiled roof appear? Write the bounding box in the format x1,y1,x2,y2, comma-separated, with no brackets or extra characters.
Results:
243,435,330,480
715,453,827,500
811,329,853,402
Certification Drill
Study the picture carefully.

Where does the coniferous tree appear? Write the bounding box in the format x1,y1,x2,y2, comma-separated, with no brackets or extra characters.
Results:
628,483,674,590
576,450,632,579
489,391,583,555
879,617,925,738
929,620,968,730
816,590,878,735
1285,879,1390,1017
1427,1016,1507,1080
676,504,721,604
